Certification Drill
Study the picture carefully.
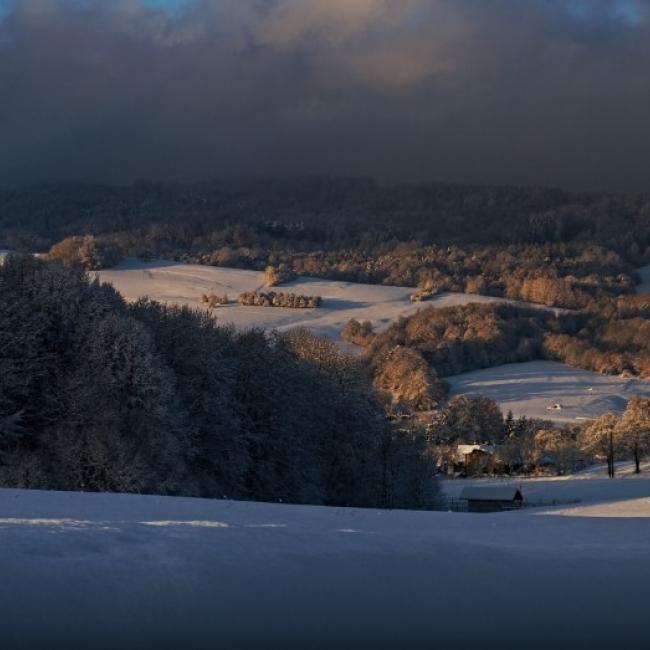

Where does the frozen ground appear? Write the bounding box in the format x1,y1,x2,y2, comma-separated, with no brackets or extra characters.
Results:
1,481,650,650
96,258,560,341
638,265,650,293
446,360,650,422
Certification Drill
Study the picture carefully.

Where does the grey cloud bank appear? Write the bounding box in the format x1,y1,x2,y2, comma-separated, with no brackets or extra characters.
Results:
0,0,649,190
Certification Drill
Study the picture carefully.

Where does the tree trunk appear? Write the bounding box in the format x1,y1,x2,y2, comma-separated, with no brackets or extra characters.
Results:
634,442,640,474
608,431,615,479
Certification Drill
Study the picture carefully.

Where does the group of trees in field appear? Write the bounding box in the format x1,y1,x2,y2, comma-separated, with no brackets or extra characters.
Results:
345,305,550,409
264,264,295,287
370,346,446,412
46,234,123,270
424,395,650,477
580,397,650,477
0,255,434,508
285,242,638,311
341,319,375,347
237,291,322,309
340,297,650,414
200,293,229,308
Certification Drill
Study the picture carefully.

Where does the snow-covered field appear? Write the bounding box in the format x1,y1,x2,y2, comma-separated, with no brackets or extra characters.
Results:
2,479,650,650
446,360,650,422
95,259,559,341
638,265,650,293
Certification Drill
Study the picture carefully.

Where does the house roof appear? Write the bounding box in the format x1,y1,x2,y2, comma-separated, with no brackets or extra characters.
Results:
457,444,496,456
456,444,496,463
460,486,523,501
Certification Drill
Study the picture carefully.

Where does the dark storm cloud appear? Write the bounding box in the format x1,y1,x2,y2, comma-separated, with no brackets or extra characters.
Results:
0,0,649,190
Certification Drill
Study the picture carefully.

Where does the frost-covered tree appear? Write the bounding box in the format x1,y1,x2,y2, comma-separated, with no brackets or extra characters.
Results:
47,235,122,270
443,395,505,444
617,396,650,474
372,345,445,412
53,313,187,493
533,427,579,475
580,412,621,478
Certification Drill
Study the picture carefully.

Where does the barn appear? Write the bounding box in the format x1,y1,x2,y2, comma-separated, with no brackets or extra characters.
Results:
460,486,524,513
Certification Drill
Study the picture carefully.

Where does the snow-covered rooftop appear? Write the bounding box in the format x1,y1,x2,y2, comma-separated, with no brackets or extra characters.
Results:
460,486,523,501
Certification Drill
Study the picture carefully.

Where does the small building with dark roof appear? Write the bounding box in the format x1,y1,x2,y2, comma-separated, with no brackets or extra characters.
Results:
460,486,524,513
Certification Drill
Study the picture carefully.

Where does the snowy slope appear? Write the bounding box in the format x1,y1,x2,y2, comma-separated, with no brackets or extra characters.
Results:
446,360,650,422
1,485,650,650
95,258,561,341
638,265,650,293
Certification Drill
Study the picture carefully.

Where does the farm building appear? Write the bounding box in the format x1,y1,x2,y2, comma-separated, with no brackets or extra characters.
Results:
455,444,496,474
460,486,524,513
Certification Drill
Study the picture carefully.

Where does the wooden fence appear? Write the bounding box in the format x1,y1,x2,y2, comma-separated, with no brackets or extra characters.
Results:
430,496,581,513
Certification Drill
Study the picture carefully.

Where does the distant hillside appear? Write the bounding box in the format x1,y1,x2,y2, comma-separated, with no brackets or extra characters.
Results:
1,178,649,257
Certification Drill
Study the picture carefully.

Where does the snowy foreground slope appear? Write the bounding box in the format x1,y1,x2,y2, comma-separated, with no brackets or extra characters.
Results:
96,258,559,341
447,360,650,422
2,480,650,650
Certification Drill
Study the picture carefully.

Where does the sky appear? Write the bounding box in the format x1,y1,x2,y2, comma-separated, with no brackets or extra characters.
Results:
0,0,649,191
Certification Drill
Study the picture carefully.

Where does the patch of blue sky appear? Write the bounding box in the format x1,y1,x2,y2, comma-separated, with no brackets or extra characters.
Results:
567,0,645,25
141,0,192,16
1,0,645,25
614,0,645,24
0,0,13,18
0,0,192,18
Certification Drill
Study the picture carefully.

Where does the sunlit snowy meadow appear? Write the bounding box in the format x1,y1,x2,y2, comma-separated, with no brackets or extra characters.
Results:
95,258,528,341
